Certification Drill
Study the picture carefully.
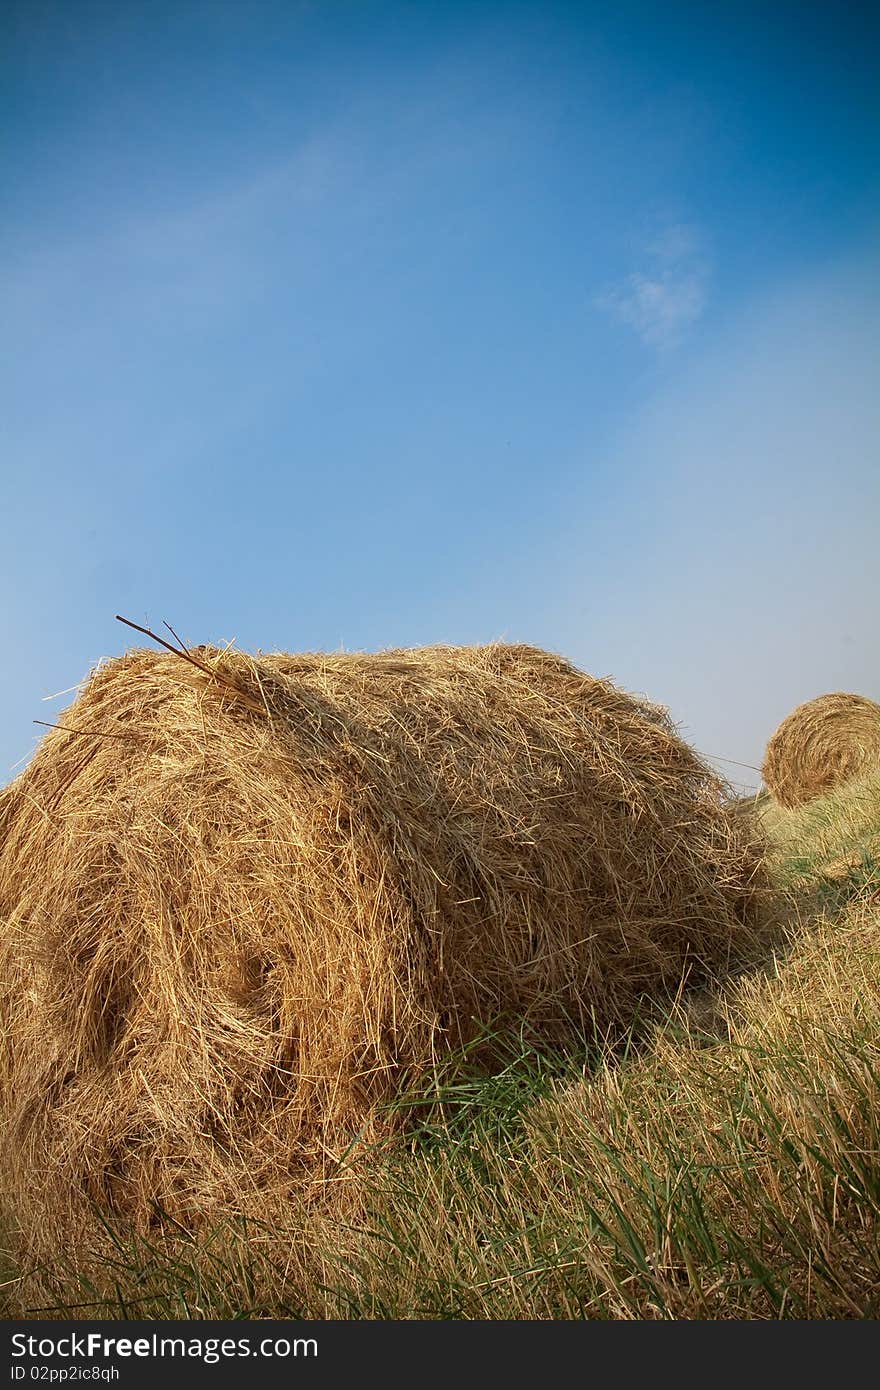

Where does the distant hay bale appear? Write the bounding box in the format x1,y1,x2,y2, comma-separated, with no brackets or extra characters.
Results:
762,692,880,809
0,641,762,1272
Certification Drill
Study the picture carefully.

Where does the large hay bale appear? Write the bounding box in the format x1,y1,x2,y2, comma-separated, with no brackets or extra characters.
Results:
762,692,880,809
0,641,761,1273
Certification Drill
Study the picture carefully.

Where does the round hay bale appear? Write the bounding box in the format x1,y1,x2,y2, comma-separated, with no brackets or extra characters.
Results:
0,641,762,1273
762,692,880,809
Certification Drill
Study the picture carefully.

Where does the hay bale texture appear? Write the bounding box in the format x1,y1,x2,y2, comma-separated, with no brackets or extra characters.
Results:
762,692,880,809
0,641,761,1267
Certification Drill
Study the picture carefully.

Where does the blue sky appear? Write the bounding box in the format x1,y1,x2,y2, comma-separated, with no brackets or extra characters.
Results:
3,0,878,790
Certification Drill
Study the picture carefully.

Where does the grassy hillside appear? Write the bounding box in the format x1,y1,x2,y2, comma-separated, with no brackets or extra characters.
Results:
3,774,879,1319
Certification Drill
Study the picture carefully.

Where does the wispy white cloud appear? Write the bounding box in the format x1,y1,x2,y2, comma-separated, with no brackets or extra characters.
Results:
568,247,880,786
598,221,710,350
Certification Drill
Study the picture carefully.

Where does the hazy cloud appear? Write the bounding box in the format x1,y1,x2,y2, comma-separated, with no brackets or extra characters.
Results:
569,247,880,788
599,222,710,349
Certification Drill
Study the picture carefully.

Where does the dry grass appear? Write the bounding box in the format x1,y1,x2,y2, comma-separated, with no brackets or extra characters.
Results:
0,640,762,1297
9,885,874,1320
759,768,880,895
522,890,880,1317
762,692,880,809
274,784,880,1320
2,740,877,1321
278,898,877,1322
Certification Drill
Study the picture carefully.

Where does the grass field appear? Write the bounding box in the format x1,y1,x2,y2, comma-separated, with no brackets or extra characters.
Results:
3,773,879,1319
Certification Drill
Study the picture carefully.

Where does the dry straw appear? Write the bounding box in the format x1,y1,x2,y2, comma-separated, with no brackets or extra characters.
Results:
762,692,880,809
0,640,762,1275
